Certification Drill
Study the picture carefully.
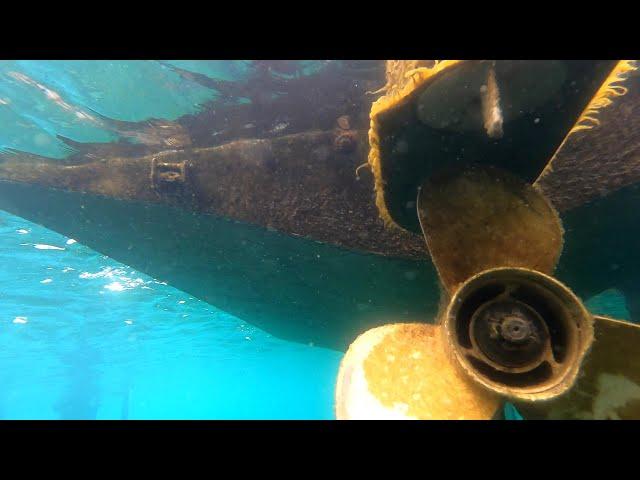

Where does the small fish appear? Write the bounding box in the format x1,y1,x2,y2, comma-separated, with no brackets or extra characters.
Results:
269,122,289,133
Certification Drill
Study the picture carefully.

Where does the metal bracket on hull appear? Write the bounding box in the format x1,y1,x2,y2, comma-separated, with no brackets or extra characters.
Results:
150,158,189,196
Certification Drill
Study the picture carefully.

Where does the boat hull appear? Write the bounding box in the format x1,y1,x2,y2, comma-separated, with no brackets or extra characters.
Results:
0,180,440,351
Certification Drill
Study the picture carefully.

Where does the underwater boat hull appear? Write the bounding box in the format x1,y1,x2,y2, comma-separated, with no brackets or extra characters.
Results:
2,64,640,348
0,130,425,261
0,180,440,351
0,128,444,350
1,165,639,351
1,180,637,352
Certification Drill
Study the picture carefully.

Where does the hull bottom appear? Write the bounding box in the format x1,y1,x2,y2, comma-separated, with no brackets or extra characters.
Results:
0,181,440,351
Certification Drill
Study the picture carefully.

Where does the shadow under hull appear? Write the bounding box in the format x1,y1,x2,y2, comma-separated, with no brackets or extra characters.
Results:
0,180,441,351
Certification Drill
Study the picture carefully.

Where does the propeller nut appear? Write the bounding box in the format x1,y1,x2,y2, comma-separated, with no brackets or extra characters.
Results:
471,299,548,370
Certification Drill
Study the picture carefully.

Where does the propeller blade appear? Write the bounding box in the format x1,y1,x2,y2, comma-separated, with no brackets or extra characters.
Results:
335,323,501,420
514,315,640,419
417,165,564,294
534,61,639,214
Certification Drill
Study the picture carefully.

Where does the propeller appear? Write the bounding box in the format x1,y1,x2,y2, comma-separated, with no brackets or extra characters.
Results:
336,62,640,420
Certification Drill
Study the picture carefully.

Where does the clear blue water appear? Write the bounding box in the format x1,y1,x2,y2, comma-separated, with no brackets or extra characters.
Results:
0,209,343,419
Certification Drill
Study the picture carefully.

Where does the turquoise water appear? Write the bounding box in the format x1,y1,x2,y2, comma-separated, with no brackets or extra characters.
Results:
0,209,343,419
0,60,329,158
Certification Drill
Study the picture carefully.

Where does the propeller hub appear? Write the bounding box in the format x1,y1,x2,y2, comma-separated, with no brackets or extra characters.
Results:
444,268,594,401
501,316,532,343
471,299,548,370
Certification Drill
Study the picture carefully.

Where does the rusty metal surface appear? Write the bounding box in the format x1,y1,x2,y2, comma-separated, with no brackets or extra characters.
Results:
0,129,427,261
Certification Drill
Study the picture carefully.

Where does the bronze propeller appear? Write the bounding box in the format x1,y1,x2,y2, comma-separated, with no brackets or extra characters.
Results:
335,60,640,420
